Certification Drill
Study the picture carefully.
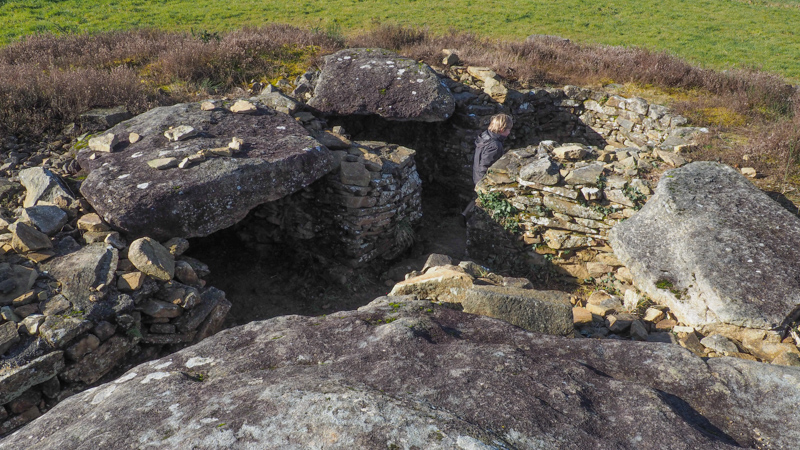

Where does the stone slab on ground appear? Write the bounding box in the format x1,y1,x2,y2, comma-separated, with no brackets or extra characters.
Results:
5,297,800,448
610,162,800,330
461,285,574,336
308,48,455,122
77,101,334,240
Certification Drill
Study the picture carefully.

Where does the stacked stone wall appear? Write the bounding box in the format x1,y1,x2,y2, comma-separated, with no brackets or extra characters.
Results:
0,200,231,435
237,140,422,267
327,70,701,204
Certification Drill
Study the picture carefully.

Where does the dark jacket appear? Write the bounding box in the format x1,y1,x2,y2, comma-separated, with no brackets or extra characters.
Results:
472,130,506,185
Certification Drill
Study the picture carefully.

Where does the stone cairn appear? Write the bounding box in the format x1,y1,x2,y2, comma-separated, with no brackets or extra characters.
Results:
0,167,230,435
237,137,423,268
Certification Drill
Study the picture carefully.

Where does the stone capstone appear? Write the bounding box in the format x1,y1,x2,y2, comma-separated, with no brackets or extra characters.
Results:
610,162,800,330
6,297,800,448
76,101,334,239
308,48,455,122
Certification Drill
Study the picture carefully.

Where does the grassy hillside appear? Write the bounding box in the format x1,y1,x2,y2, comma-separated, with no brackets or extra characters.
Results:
1,0,800,81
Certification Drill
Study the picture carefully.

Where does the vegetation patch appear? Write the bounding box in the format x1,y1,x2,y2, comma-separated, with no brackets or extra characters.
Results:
477,190,520,232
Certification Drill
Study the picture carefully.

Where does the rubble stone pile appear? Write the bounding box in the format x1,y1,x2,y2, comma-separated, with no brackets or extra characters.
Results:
0,167,230,435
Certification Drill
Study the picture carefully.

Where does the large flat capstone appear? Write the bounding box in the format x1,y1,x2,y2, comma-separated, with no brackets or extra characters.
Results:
77,101,334,239
610,161,800,330
308,48,455,122
3,297,798,448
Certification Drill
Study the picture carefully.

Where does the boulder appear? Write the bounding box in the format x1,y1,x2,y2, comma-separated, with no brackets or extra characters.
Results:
6,297,800,448
58,336,136,385
76,101,334,239
128,237,174,281
461,285,573,336
18,167,74,208
610,162,800,330
44,243,118,305
308,48,455,122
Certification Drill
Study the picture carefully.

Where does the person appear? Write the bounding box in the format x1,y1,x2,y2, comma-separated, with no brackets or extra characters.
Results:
472,113,513,186
461,113,514,225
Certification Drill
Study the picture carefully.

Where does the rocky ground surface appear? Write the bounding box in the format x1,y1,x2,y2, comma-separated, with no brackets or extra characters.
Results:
3,295,798,449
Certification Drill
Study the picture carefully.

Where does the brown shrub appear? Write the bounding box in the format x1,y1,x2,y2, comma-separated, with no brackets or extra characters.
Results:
0,25,344,137
0,22,797,179
0,64,151,136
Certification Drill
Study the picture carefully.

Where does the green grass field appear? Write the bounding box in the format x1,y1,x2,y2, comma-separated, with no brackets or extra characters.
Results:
1,0,800,81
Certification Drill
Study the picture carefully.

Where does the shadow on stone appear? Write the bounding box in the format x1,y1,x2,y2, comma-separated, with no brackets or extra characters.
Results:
656,390,741,447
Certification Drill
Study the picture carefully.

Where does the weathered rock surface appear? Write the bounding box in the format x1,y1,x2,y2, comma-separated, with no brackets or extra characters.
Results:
44,243,118,304
77,101,334,239
127,237,174,281
308,48,455,122
20,205,68,236
18,167,74,208
610,162,800,330
5,297,800,449
461,285,573,336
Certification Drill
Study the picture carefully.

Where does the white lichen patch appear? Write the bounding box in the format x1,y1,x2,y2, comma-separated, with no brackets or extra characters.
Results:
116,372,138,384
185,357,215,368
90,385,117,405
154,361,173,370
117,174,130,179
131,152,144,158
199,417,220,424
141,371,171,384
276,126,286,130
137,182,150,189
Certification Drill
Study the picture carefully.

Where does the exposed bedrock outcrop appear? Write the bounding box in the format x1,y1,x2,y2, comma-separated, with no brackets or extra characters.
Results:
610,161,800,330
308,48,455,122
77,100,334,240
4,296,798,449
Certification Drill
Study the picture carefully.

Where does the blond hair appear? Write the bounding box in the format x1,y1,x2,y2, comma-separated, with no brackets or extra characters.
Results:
488,113,513,133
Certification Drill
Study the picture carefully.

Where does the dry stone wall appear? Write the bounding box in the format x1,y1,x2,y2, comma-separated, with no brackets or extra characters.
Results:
466,140,657,281
236,139,422,268
326,67,702,203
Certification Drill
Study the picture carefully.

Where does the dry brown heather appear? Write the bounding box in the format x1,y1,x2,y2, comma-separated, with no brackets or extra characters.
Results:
1,24,798,184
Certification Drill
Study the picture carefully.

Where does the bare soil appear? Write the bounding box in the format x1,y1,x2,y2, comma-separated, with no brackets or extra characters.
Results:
185,182,468,328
